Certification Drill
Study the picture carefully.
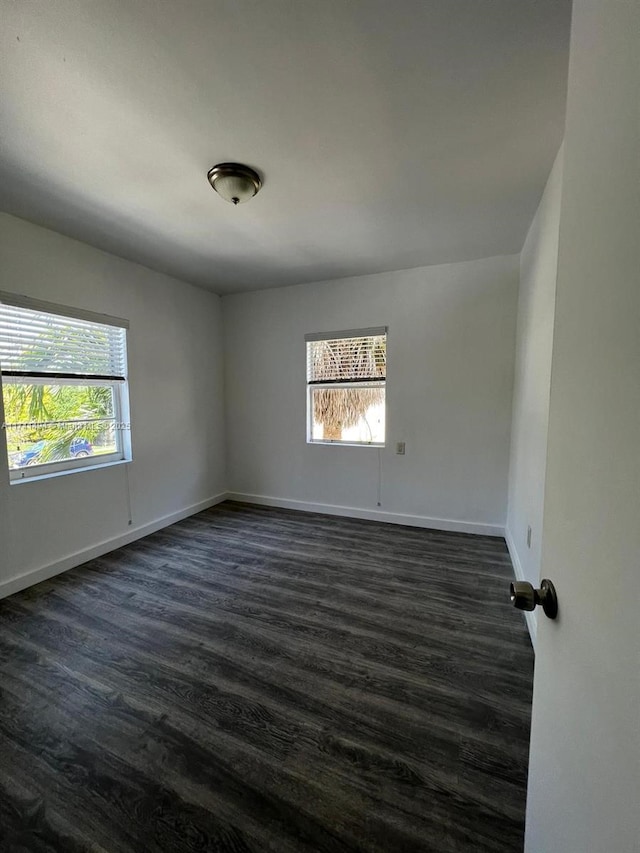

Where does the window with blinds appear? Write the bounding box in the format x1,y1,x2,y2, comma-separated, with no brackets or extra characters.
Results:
0,292,131,481
305,327,387,445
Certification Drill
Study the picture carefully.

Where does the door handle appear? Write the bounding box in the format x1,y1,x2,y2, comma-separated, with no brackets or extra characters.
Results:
510,579,558,619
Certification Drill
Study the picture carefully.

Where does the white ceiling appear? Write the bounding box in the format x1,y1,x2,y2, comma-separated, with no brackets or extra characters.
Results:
0,0,571,295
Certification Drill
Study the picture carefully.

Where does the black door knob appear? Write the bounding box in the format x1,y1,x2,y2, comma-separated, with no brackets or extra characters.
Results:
510,579,558,619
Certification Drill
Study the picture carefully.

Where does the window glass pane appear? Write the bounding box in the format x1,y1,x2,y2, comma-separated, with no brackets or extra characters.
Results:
2,383,120,470
310,386,385,443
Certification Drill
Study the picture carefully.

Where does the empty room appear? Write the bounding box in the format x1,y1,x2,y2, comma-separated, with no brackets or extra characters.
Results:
0,2,637,852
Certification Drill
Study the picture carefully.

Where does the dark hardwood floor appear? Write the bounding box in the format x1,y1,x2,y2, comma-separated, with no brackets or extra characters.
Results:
0,502,533,853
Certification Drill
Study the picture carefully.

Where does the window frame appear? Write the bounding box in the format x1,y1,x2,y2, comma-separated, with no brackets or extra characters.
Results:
0,292,131,483
305,327,387,447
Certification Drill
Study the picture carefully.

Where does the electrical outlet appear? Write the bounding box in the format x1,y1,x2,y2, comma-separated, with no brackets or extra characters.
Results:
396,441,406,455
527,525,532,548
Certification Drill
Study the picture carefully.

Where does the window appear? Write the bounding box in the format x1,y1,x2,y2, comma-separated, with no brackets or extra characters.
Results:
306,327,387,445
0,292,131,481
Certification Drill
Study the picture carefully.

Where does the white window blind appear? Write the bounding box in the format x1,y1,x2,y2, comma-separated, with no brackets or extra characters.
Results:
0,297,127,381
306,328,387,385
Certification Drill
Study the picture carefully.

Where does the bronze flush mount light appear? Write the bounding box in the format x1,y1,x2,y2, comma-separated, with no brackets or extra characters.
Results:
207,162,262,205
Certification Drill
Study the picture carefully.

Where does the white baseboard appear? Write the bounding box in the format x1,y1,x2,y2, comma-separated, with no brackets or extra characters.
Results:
504,526,537,650
2,490,508,602
0,492,228,600
227,492,504,537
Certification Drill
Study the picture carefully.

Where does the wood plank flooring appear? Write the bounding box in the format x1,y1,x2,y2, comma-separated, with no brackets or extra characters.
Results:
0,501,533,853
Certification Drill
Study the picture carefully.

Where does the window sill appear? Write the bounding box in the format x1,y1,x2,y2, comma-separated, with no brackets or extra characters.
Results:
307,441,385,448
9,458,131,485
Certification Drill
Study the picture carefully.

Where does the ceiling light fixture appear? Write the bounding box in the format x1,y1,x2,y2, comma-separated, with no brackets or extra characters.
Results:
207,162,262,205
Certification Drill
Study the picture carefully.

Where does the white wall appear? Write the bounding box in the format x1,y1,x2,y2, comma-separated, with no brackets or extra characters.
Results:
223,255,519,534
506,145,564,644
0,213,227,597
525,0,640,850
